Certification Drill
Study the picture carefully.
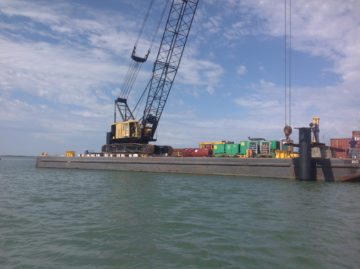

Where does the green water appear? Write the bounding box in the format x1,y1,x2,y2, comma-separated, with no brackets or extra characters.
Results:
1,157,359,269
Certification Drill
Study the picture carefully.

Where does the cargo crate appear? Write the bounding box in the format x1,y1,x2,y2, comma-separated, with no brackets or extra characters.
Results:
239,141,248,155
259,141,280,156
199,141,225,149
239,141,259,156
65,151,75,157
213,144,226,156
225,144,240,156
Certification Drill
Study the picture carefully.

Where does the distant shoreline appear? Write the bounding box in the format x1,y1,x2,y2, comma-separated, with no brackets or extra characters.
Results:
0,155,36,158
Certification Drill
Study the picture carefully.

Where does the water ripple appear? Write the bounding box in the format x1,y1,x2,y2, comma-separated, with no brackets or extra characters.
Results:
1,157,360,268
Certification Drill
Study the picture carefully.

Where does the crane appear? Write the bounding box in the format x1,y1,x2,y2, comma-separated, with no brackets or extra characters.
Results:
102,0,199,155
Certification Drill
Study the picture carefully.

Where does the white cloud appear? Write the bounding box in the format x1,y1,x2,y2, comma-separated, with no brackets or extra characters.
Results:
0,37,123,108
202,15,223,34
236,0,360,86
1,0,359,155
222,0,360,137
0,0,62,24
0,0,225,154
162,0,360,146
237,65,247,76
177,57,224,95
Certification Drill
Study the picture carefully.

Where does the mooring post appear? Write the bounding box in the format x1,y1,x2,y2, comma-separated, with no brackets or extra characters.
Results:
297,127,315,180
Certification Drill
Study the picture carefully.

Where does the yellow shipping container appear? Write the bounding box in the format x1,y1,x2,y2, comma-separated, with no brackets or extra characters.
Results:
199,141,225,149
65,151,75,157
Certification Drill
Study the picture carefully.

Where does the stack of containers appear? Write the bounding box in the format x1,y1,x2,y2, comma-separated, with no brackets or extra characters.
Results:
330,131,360,158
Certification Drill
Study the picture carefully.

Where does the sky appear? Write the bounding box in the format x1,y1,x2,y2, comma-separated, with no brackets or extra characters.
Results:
0,0,359,155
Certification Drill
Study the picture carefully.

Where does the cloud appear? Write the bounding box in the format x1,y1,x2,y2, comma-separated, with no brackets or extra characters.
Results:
223,0,360,136
202,15,223,34
236,65,247,76
236,0,360,86
0,0,359,155
0,37,123,108
233,78,360,140
177,57,224,95
162,0,360,146
0,0,226,154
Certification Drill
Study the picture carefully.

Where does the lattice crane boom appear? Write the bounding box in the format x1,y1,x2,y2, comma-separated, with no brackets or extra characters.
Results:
141,0,199,142
103,0,199,154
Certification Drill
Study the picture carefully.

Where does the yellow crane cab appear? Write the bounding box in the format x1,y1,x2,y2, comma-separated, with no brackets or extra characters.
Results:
112,120,141,140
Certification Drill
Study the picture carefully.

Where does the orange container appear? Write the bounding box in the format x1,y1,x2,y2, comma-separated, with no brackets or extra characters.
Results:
172,148,211,157
330,138,350,158
330,138,350,150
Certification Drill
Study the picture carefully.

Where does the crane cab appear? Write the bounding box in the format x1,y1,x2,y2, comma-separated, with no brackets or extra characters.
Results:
111,120,141,140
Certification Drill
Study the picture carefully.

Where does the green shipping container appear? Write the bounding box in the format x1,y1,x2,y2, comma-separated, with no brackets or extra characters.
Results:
240,141,248,155
213,144,226,156
240,141,259,155
225,143,240,156
260,141,280,155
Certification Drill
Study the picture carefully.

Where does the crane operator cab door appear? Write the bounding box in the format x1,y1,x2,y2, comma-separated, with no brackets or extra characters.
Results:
112,120,141,140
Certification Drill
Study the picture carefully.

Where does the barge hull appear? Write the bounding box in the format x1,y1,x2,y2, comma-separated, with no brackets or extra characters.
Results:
36,156,360,181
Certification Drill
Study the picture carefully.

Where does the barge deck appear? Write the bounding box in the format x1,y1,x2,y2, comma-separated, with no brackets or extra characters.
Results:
36,156,360,182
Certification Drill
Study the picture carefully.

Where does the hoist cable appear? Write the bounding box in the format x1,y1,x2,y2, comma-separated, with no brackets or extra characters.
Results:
289,0,292,126
119,0,168,101
119,61,136,98
117,0,170,120
134,0,156,48
133,80,151,119
124,63,141,98
120,61,139,98
284,0,288,126
149,0,170,51
284,0,292,127
120,61,142,99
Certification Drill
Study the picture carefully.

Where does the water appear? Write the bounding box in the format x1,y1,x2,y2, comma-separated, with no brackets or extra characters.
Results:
1,157,360,269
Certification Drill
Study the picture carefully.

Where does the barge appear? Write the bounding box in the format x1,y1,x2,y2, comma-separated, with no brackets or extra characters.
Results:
36,155,360,182
36,128,360,182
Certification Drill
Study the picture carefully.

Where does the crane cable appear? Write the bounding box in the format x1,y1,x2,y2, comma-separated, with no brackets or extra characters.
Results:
120,60,142,99
134,0,156,48
119,0,155,100
284,0,292,127
119,0,170,101
149,0,170,51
